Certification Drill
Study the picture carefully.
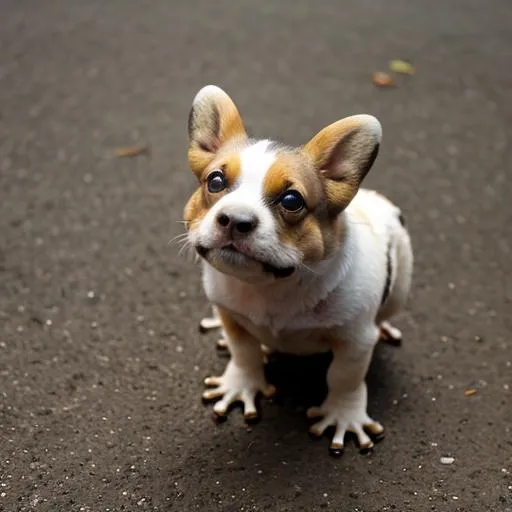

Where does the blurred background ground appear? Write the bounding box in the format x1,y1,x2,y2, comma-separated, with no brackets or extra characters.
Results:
0,1,511,511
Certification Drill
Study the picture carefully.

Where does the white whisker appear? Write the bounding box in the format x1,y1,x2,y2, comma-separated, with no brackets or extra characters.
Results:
169,233,190,245
300,263,320,276
178,240,193,258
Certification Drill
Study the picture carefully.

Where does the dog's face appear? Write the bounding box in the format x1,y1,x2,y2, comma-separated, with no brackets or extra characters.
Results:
184,86,381,283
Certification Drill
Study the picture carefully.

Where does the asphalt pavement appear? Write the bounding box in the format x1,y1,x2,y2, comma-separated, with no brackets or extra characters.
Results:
1,1,511,511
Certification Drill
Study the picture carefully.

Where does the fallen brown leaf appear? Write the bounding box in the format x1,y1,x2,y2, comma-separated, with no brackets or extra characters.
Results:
114,145,151,158
372,72,396,88
464,388,477,397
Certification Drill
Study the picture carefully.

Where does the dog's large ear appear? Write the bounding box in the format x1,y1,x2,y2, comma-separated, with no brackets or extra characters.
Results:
304,115,381,215
188,85,247,177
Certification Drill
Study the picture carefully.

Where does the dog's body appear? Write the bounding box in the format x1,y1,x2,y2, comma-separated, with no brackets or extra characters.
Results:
184,85,413,455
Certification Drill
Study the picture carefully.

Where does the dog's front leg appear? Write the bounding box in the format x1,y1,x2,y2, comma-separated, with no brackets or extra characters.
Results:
308,324,384,456
202,307,275,421
199,305,229,350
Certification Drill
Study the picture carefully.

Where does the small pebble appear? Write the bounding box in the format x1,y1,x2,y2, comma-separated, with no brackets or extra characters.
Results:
440,457,455,465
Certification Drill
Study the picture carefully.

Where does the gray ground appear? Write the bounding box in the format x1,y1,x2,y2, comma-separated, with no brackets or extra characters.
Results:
1,1,511,511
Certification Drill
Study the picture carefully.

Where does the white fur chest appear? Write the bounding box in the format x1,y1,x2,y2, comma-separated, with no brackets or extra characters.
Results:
203,247,381,346
204,266,348,333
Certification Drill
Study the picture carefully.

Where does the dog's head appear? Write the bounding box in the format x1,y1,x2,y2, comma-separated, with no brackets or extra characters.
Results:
184,85,381,283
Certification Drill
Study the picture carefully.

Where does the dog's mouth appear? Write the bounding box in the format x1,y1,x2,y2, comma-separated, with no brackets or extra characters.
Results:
197,244,295,279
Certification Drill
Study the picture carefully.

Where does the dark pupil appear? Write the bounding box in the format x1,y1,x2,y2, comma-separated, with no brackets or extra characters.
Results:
281,191,304,211
208,172,226,193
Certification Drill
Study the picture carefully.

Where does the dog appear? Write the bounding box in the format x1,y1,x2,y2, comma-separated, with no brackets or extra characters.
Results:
183,85,413,456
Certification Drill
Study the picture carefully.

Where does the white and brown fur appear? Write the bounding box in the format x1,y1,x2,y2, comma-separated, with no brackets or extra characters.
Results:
183,85,413,456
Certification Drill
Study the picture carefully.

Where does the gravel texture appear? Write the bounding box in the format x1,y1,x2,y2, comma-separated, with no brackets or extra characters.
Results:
0,1,511,511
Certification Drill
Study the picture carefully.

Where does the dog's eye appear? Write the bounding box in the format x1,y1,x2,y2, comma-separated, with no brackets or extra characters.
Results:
280,190,305,212
207,170,227,193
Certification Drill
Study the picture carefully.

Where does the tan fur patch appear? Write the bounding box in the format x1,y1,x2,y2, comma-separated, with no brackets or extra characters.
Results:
263,152,321,208
323,181,359,216
184,152,242,231
304,117,366,170
188,146,216,177
262,154,294,201
304,117,380,216
280,215,326,263
216,101,246,148
216,306,247,342
188,89,246,179
219,153,242,190
184,188,208,230
262,150,346,264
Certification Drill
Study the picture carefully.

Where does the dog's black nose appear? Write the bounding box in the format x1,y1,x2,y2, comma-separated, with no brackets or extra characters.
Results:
216,212,258,235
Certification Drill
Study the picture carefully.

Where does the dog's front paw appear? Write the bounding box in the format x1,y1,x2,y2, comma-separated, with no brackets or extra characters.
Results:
307,393,384,457
202,360,276,422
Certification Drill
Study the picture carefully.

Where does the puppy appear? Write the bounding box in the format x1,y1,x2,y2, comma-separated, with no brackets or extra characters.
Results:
184,85,413,455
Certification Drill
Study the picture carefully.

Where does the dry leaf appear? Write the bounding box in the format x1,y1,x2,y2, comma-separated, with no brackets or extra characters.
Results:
389,59,415,75
114,145,150,158
464,388,477,397
372,72,396,88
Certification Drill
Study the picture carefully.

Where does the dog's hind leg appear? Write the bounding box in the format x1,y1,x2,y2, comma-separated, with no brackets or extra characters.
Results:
376,222,413,347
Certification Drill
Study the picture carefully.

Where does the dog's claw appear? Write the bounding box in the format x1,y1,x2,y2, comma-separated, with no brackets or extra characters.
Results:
199,316,222,333
261,384,276,398
202,388,224,402
359,443,374,455
379,321,402,346
204,376,222,387
306,406,324,419
328,442,345,458
364,421,385,441
216,338,228,350
308,425,324,439
243,410,260,424
212,411,228,423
